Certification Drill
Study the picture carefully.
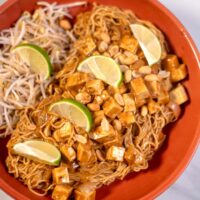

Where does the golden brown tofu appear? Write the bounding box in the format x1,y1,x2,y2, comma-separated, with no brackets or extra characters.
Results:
52,167,69,184
120,35,139,53
130,77,150,99
78,36,96,56
101,90,110,101
75,183,96,200
77,142,96,164
162,54,179,71
147,99,160,114
106,146,125,162
94,110,105,126
134,95,146,108
161,77,173,92
145,80,161,98
52,185,73,200
103,97,123,119
103,131,122,148
90,126,115,143
118,112,135,126
157,89,170,104
123,93,136,112
169,84,188,105
66,72,91,89
124,145,136,165
61,145,76,162
53,122,73,143
86,79,104,95
170,64,188,82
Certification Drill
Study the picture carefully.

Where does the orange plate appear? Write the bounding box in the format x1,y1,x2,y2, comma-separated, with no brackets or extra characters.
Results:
0,0,200,200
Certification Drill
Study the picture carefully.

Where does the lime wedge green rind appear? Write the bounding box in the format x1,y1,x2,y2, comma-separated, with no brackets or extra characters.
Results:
77,55,122,88
13,140,61,166
49,99,93,132
13,43,52,79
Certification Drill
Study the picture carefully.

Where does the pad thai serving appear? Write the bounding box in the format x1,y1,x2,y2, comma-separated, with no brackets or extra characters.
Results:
0,1,188,200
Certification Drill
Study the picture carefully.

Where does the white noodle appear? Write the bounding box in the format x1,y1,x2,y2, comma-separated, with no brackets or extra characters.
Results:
0,1,84,136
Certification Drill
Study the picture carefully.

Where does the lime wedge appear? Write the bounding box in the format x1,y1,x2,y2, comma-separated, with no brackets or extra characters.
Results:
13,43,52,79
77,55,123,87
13,140,61,166
130,24,162,65
49,99,93,132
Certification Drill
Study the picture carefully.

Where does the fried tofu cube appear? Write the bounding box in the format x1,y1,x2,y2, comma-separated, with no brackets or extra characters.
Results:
170,84,188,105
66,72,91,89
120,35,139,53
103,97,123,118
162,54,179,71
77,142,96,164
147,99,160,114
124,145,136,165
145,80,161,98
52,185,73,200
106,146,125,162
134,95,146,108
157,89,170,104
130,77,150,99
94,110,105,126
90,126,115,143
78,36,96,56
52,167,69,184
161,77,173,92
170,64,188,82
123,93,136,112
53,122,73,143
86,79,105,95
118,112,135,126
61,145,76,162
75,183,96,200
103,132,122,148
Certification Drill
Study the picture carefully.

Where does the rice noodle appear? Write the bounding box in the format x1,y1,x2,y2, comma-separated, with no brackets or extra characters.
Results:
5,3,187,200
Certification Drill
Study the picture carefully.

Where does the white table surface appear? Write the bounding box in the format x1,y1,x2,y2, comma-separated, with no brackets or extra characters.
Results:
0,0,199,200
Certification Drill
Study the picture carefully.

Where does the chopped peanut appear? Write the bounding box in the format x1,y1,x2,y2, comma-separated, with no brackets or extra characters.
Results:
103,97,123,118
86,79,104,95
120,35,139,53
59,19,72,30
52,185,73,200
118,112,135,126
87,103,100,112
75,92,91,104
123,93,136,112
52,167,69,184
61,145,76,162
106,146,125,161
